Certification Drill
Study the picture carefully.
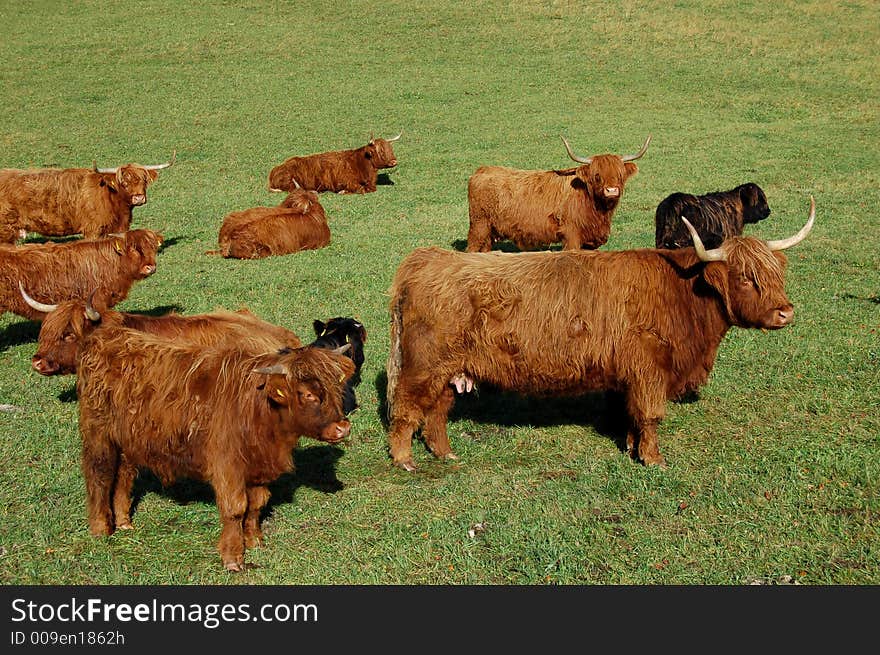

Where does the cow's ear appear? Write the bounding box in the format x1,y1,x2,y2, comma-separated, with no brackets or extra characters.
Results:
701,262,732,309
264,376,293,407
313,320,326,337
146,169,159,183
624,162,638,178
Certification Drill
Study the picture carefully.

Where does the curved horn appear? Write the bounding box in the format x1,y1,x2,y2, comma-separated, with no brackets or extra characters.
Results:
143,149,177,171
254,364,288,376
84,290,101,322
683,217,726,262
95,163,119,174
620,134,652,162
332,343,352,356
385,133,402,142
765,196,816,252
561,135,592,165
18,282,57,314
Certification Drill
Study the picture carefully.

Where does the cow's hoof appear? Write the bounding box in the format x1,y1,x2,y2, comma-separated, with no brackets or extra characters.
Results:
224,560,243,572
394,458,417,472
116,522,134,531
443,453,459,461
643,455,668,468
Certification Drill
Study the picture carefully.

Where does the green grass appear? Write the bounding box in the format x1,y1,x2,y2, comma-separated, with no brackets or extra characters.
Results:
0,0,877,585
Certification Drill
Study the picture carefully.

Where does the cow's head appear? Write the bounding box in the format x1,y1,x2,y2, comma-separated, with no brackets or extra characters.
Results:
278,188,320,212
254,345,356,443
20,288,104,376
364,133,401,170
111,229,163,279
311,317,367,372
686,196,814,330
737,182,771,225
562,135,650,208
94,151,176,206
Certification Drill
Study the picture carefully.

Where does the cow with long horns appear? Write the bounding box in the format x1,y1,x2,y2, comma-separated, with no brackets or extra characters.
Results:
21,288,302,376
466,136,650,252
0,229,163,321
387,197,815,471
0,152,175,243
267,134,401,194
77,327,355,571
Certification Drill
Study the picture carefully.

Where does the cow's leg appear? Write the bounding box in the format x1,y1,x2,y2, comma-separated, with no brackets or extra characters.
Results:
388,417,421,472
625,377,668,467
243,485,271,549
214,481,248,571
81,438,119,536
111,455,138,530
466,216,492,252
423,385,458,461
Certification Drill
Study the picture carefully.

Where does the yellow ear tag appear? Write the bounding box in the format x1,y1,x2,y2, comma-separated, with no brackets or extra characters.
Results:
345,334,350,343
113,240,124,254
275,388,286,398
338,374,345,382
320,328,327,336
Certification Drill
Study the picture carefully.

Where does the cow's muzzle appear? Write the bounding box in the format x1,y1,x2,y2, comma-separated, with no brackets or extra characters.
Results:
603,186,620,198
131,194,147,206
140,264,156,276
766,306,794,329
31,355,59,376
320,419,351,444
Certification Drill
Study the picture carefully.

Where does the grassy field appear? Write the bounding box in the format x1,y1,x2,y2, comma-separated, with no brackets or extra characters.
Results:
0,0,877,585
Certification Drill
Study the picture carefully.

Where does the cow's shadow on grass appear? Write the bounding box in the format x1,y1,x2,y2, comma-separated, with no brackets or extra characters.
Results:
377,173,395,187
128,445,345,524
0,319,39,352
157,235,185,252
374,370,631,455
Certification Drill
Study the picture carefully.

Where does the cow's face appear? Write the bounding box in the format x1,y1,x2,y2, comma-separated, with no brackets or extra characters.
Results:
279,189,320,212
365,139,398,169
261,347,356,443
739,183,771,225
576,155,638,206
110,164,159,206
702,238,793,330
117,229,163,279
32,302,100,375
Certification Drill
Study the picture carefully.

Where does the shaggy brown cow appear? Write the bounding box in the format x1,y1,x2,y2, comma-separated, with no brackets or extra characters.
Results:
466,135,650,252
267,134,401,194
77,327,356,571
0,229,163,321
386,197,815,471
21,289,302,376
217,189,330,259
655,182,771,250
0,153,175,243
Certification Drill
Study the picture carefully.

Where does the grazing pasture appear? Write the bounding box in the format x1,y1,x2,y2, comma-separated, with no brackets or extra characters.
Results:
0,0,877,585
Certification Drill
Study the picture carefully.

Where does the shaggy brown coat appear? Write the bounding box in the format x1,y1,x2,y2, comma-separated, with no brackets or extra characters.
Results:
218,189,330,259
267,136,399,194
0,229,163,321
466,154,638,252
77,327,356,571
655,182,771,249
386,221,809,471
30,302,302,376
0,163,168,243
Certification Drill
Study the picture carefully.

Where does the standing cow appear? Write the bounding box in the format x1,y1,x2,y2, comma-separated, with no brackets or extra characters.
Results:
466,135,650,252
20,289,302,376
655,182,771,249
267,134,401,194
0,153,175,243
386,197,815,471
77,327,356,571
0,229,163,321
217,189,330,259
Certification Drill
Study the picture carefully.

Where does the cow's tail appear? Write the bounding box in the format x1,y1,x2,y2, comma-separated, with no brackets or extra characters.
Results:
385,289,404,422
